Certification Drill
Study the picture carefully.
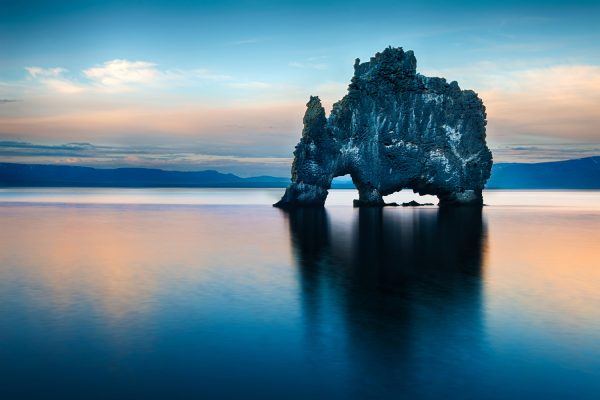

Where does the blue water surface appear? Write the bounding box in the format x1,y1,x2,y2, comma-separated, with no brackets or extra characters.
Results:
0,189,598,399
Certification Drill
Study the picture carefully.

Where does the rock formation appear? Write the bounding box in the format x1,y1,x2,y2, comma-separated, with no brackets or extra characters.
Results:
275,47,493,207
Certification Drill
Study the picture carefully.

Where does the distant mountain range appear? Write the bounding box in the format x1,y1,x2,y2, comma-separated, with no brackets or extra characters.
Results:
1,156,599,189
0,163,290,188
486,156,599,189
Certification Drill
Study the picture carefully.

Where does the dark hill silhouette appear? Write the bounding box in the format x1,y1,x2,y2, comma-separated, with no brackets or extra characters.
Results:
486,156,599,189
0,163,287,188
0,156,599,189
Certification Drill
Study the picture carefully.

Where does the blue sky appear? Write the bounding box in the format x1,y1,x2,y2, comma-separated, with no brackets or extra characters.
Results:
0,0,599,175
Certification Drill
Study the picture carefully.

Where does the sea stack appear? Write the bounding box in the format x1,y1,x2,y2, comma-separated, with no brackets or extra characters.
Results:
275,47,493,207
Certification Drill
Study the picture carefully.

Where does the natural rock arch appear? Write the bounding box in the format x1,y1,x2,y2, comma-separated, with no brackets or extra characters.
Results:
275,47,493,208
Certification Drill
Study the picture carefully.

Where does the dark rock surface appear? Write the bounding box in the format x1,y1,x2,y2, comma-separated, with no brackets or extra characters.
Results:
275,47,493,208
401,200,435,207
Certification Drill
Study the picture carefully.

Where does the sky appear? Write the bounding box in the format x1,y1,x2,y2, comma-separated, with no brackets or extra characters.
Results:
0,0,599,176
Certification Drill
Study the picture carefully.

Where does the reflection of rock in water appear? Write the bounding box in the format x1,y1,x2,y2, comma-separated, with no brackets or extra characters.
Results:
282,207,487,397
285,208,331,324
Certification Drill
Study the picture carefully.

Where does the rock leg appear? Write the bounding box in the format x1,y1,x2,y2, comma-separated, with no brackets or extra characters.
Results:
274,182,330,208
438,190,484,207
353,184,385,207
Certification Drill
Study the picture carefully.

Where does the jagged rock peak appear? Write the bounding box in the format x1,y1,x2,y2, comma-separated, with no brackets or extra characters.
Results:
353,47,417,83
301,96,327,141
275,46,493,208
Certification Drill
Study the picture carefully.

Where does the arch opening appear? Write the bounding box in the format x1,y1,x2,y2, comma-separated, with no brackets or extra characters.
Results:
325,174,360,206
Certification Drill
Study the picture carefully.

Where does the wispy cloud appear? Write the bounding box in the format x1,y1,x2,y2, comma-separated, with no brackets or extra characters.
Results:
23,60,239,94
492,144,600,163
42,79,86,94
19,59,233,94
83,60,160,89
0,99,18,104
82,60,234,91
0,140,98,156
25,66,86,94
25,67,67,78
288,61,328,70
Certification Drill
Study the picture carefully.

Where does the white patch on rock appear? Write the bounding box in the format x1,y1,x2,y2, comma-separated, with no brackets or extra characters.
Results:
443,124,467,168
422,93,443,105
442,123,483,171
429,149,451,173
443,124,461,144
384,138,419,151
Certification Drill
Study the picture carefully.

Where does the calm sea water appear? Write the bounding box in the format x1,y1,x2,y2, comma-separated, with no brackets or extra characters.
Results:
0,189,598,399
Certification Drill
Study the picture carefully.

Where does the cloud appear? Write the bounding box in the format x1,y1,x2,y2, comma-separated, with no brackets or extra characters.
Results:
83,59,160,89
87,64,234,88
24,66,85,94
0,140,98,157
0,99,18,104
41,79,86,94
21,60,235,94
25,67,67,78
491,144,600,163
